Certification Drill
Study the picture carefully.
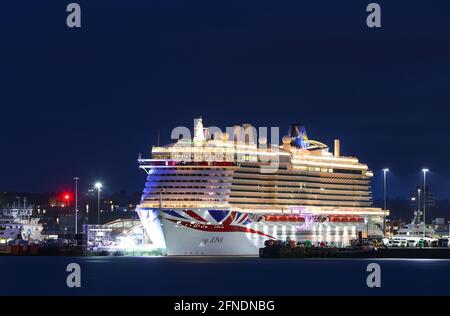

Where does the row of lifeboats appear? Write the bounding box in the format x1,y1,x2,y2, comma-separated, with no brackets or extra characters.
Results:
264,215,363,223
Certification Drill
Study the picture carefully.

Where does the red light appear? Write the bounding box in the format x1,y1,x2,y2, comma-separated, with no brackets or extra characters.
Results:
60,192,72,204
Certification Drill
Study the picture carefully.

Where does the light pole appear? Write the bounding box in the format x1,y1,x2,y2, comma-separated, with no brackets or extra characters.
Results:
94,182,102,225
73,177,79,234
417,188,421,216
382,168,389,236
422,169,429,238
364,216,369,240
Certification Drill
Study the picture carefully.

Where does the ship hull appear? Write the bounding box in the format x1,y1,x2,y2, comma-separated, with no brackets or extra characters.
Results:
137,207,382,256
162,218,263,255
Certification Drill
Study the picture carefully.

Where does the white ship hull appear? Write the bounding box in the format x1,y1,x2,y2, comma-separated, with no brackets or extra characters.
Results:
162,218,263,255
137,207,382,256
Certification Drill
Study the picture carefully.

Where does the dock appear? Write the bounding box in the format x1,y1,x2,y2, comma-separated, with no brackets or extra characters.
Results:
260,246,450,259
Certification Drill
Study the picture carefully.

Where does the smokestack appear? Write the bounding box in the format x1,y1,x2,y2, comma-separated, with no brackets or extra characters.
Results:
289,123,309,148
334,139,340,157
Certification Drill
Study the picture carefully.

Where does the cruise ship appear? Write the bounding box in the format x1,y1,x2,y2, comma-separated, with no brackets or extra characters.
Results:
136,118,388,255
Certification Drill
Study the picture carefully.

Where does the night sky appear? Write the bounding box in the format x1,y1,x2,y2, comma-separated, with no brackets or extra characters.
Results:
1,0,450,200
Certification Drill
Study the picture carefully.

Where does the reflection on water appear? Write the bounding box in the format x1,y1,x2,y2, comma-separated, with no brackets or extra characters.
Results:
2,256,450,296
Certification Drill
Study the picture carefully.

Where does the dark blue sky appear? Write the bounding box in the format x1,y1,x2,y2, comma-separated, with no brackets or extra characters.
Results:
1,1,450,199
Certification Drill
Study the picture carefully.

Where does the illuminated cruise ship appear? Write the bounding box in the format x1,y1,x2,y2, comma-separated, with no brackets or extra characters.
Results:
136,118,388,255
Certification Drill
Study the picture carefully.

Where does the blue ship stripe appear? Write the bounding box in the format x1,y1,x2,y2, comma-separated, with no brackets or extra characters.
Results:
208,210,229,223
163,210,188,220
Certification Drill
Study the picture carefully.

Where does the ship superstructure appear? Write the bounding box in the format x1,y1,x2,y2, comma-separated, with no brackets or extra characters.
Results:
0,201,43,243
136,118,387,255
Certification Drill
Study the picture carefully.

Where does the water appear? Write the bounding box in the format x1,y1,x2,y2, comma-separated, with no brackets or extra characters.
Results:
1,256,449,296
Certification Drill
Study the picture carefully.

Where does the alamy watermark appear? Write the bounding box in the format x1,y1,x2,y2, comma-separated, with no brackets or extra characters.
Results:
366,263,381,288
66,3,81,28
65,3,382,30
66,263,81,288
366,3,381,28
168,119,283,173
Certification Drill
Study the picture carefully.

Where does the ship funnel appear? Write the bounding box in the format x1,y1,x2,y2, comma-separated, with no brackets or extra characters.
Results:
334,139,340,157
289,123,309,148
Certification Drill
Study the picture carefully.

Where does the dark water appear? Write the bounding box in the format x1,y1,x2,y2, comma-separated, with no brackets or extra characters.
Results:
1,256,449,296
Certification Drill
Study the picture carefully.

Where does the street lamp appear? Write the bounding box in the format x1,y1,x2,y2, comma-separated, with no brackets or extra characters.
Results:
417,188,421,215
364,217,369,240
94,182,102,225
73,177,79,234
382,168,389,236
422,169,429,238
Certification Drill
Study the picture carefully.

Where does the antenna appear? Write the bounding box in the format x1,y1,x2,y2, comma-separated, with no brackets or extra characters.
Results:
157,129,160,146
